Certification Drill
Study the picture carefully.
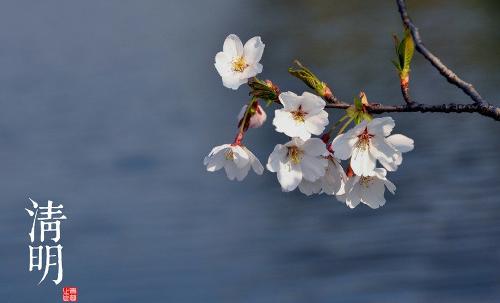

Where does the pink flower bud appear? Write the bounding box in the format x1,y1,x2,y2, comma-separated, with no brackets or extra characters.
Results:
237,104,267,129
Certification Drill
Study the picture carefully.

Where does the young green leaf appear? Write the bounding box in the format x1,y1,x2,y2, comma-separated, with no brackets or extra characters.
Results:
354,96,363,111
288,60,328,97
402,29,414,72
392,29,415,78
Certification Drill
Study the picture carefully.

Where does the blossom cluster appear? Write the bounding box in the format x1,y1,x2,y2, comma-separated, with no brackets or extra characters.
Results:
204,34,414,209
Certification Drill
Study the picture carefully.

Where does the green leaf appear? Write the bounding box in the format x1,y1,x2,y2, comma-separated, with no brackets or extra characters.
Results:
392,59,402,71
346,106,357,119
401,29,414,72
354,96,363,111
392,34,400,54
354,115,362,125
288,60,328,97
397,41,405,67
362,112,373,122
393,30,414,77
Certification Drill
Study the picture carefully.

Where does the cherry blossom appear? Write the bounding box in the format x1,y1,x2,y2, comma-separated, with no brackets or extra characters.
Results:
331,117,413,176
340,168,396,209
214,34,265,90
237,103,267,129
267,138,328,192
273,91,329,141
298,154,347,196
204,144,263,181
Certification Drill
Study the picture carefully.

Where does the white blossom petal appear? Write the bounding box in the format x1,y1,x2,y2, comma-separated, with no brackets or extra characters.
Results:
300,92,326,115
277,161,302,192
377,155,399,172
243,36,265,64
387,134,414,153
204,144,230,164
273,109,311,140
273,109,294,130
241,63,263,79
266,144,287,173
298,179,322,196
372,167,387,179
232,145,250,168
214,52,232,76
222,75,247,90
300,154,327,182
385,178,396,194
350,147,377,176
322,158,347,195
345,177,362,208
205,153,225,172
360,178,386,209
368,117,395,136
331,133,356,160
224,161,239,180
278,91,301,111
288,137,306,147
304,111,328,136
370,136,399,171
244,147,264,175
347,120,369,137
204,144,230,172
222,34,243,58
235,165,251,181
302,137,328,157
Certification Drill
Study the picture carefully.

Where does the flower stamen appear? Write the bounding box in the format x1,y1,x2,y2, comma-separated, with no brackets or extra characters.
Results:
232,56,248,72
356,127,374,150
360,176,374,187
287,146,303,164
224,149,235,160
291,106,307,123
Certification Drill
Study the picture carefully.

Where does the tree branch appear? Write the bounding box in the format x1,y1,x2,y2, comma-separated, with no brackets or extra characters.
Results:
258,1,500,121
325,101,500,120
396,0,486,106
322,0,500,121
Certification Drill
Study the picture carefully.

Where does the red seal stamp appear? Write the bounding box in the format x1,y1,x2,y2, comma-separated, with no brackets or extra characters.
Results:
62,287,78,302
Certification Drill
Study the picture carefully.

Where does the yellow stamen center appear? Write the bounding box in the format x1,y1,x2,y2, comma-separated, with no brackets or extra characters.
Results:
224,149,234,160
360,176,374,188
291,106,307,123
232,56,248,72
356,127,374,150
287,146,303,164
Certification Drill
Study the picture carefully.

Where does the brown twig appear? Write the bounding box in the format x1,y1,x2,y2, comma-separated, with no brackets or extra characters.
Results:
396,0,486,106
400,77,413,105
263,77,500,120
321,0,500,121
325,101,500,121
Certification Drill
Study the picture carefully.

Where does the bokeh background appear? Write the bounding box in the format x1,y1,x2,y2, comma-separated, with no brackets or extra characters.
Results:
0,0,499,302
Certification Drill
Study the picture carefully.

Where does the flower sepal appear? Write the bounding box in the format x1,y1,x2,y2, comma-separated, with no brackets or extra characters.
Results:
346,92,373,125
248,78,280,105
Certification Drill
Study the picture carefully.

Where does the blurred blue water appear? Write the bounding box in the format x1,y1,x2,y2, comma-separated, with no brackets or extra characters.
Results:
0,0,499,302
